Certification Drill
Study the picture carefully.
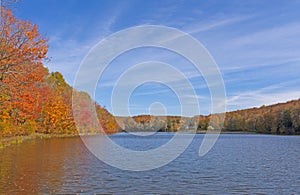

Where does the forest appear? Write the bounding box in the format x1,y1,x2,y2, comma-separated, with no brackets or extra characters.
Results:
1,6,300,137
118,98,300,135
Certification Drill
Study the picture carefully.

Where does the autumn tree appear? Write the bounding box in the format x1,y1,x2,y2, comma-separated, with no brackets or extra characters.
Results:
0,7,48,135
38,73,75,134
0,8,48,86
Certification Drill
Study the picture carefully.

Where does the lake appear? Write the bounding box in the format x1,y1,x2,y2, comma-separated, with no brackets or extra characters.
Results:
0,133,299,194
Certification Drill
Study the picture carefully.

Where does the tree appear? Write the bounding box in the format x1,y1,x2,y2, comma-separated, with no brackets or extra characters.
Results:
0,7,48,135
0,8,48,85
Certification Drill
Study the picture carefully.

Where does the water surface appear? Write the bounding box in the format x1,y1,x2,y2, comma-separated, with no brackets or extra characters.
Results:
0,133,299,194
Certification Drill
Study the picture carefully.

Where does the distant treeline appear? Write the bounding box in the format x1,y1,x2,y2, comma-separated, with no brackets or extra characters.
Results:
117,99,300,135
221,100,300,134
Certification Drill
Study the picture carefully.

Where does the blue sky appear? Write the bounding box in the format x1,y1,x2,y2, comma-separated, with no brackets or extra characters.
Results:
13,0,300,116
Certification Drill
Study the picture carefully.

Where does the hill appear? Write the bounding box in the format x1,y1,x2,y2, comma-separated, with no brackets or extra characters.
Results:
221,99,300,134
118,99,300,135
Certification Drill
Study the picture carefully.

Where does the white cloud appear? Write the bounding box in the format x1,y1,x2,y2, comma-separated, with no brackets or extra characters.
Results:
226,84,300,111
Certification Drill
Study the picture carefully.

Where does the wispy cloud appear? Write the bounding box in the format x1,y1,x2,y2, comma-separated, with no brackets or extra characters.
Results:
218,21,300,70
46,2,128,85
132,88,174,96
229,22,300,46
46,38,93,84
185,15,255,34
226,81,300,111
94,2,129,37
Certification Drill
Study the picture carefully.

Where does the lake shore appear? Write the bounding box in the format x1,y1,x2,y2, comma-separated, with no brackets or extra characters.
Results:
0,133,80,150
0,132,117,150
0,130,294,150
195,130,257,134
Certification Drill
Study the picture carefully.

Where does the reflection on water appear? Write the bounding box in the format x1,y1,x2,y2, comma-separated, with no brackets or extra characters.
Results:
0,137,92,194
0,133,300,194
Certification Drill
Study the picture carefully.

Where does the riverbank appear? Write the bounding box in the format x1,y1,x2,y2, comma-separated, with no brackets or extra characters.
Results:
0,131,118,150
0,133,80,150
0,130,294,150
195,130,257,134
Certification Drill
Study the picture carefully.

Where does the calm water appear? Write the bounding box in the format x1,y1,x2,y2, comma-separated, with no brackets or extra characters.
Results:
0,133,299,194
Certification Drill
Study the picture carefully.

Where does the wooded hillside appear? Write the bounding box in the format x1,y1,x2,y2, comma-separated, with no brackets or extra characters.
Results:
0,8,118,136
221,99,300,134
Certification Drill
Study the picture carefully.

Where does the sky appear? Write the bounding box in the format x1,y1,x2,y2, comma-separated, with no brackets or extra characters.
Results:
11,0,300,116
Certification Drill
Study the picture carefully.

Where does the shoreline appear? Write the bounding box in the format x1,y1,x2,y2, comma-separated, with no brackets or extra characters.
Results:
1,130,297,150
119,130,257,134
0,133,80,150
195,130,257,134
0,132,117,150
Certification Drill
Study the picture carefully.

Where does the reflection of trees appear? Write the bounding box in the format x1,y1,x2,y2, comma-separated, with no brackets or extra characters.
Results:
0,137,89,194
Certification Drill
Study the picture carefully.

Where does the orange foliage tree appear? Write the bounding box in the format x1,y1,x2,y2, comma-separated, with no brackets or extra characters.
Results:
0,7,48,135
